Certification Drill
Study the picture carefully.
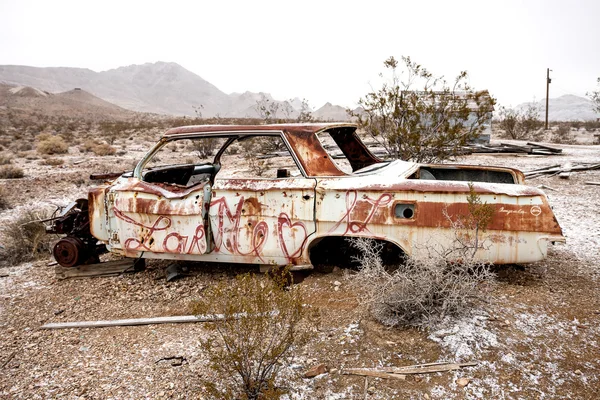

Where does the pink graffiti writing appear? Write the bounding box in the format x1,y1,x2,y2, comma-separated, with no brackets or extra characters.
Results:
210,196,268,261
277,213,308,260
114,207,207,254
329,190,392,235
114,207,171,251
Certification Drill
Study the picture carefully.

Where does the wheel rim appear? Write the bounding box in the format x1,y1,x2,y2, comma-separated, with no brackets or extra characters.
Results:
53,237,84,268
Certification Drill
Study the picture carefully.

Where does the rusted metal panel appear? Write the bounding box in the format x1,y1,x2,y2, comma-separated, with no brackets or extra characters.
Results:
209,178,316,265
98,176,315,266
106,180,210,257
283,130,346,177
312,182,563,264
163,123,355,137
327,127,382,171
88,186,109,241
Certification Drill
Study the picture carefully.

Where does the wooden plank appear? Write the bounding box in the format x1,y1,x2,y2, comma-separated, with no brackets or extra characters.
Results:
537,184,558,192
526,142,563,153
531,150,559,156
344,362,477,376
526,164,562,173
42,311,279,330
500,143,532,153
585,182,600,186
42,314,224,329
381,361,478,374
572,163,600,171
55,259,143,280
341,369,406,380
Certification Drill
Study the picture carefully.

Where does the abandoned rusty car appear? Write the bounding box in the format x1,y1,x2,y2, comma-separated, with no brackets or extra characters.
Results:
49,123,564,271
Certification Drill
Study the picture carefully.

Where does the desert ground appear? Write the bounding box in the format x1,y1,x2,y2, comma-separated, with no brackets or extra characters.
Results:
1,123,599,399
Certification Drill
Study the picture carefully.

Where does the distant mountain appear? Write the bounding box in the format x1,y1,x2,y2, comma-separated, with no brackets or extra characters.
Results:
0,83,135,120
516,95,597,121
0,62,352,120
0,62,229,117
313,102,350,121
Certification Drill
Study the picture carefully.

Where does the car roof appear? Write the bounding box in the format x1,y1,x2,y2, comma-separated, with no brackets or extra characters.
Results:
162,123,382,177
162,122,357,137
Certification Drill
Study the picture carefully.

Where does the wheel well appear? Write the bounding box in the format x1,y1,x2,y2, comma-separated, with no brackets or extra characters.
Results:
308,236,406,270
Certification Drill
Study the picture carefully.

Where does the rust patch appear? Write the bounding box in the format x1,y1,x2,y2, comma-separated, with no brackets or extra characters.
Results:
244,197,262,215
413,202,562,234
114,179,208,199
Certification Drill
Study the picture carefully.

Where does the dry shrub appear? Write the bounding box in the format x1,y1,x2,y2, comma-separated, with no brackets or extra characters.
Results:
0,165,25,179
497,104,543,140
551,123,576,144
16,141,33,151
349,238,494,328
0,186,9,210
37,135,69,155
92,143,117,156
0,154,12,165
80,139,98,153
191,270,311,399
191,138,218,158
348,185,496,328
583,120,600,132
0,209,53,267
42,157,64,166
241,139,271,177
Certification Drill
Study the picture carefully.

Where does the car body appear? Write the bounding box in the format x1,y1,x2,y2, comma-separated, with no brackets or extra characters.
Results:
51,123,565,270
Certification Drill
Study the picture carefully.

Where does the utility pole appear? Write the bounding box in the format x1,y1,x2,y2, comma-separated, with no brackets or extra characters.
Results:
545,68,551,130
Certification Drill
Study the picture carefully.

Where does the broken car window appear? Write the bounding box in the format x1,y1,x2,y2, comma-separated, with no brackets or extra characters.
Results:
217,135,302,179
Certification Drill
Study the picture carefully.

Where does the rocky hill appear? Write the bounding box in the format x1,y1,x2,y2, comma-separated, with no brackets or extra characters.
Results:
0,62,352,120
0,83,136,120
313,102,351,121
516,94,598,121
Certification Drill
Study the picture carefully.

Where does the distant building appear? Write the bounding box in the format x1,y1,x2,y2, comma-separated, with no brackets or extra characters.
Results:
401,90,494,145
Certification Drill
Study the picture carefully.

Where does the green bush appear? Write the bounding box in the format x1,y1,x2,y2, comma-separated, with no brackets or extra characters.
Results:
191,270,311,399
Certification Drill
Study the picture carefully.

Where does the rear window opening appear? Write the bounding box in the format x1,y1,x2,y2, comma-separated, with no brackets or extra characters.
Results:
408,166,516,184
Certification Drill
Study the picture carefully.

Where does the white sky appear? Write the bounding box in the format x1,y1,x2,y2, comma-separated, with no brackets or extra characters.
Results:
1,0,599,110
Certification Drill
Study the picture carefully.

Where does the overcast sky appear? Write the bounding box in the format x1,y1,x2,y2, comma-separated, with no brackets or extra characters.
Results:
1,0,599,109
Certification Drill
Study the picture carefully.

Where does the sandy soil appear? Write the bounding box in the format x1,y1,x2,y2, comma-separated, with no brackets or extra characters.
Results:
1,133,599,399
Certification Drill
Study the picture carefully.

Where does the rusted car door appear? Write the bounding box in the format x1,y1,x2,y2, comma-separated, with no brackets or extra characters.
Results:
105,177,212,257
209,178,316,266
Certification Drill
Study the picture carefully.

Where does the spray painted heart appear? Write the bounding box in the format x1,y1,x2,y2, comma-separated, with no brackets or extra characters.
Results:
277,213,308,261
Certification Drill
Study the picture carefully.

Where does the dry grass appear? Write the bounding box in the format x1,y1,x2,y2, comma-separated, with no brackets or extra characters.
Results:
37,135,69,155
0,165,25,179
42,157,65,166
91,143,117,156
0,153,13,165
0,186,9,209
0,209,53,267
